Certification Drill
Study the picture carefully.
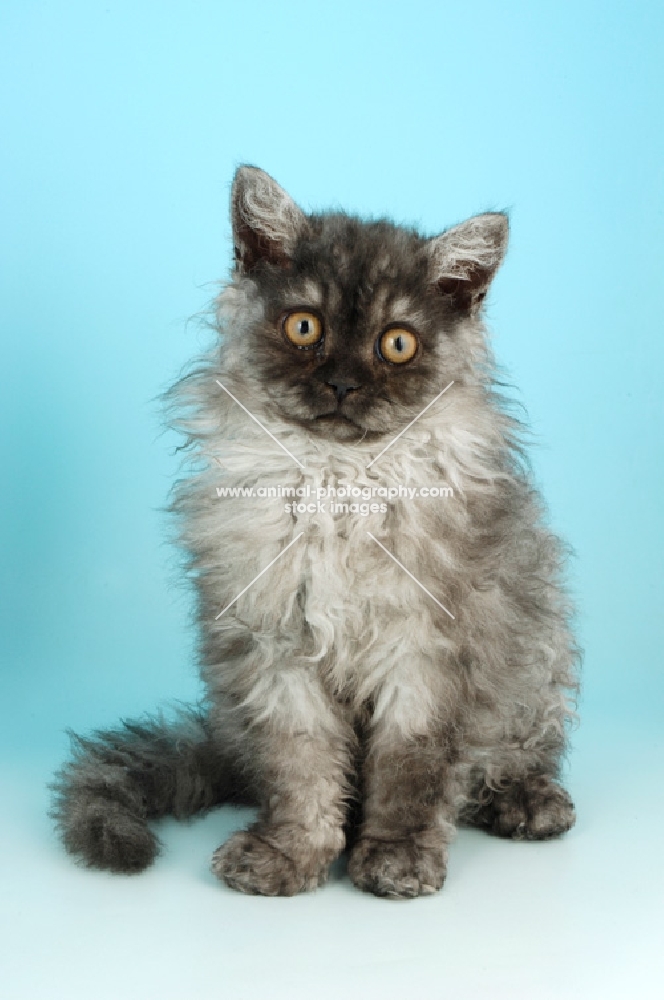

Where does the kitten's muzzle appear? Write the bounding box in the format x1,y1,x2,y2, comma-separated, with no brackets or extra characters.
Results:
325,378,361,403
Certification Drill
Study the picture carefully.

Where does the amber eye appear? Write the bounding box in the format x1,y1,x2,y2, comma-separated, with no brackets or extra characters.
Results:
283,311,323,348
378,327,418,364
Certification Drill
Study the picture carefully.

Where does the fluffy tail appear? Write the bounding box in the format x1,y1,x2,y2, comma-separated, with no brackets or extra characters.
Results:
50,706,247,874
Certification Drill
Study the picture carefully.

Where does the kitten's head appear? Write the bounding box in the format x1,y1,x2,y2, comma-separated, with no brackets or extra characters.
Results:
222,166,508,441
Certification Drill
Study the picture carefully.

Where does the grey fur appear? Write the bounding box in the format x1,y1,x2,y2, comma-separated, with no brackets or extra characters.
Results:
51,166,580,898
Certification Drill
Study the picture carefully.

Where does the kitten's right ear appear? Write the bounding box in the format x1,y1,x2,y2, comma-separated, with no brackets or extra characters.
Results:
231,166,308,272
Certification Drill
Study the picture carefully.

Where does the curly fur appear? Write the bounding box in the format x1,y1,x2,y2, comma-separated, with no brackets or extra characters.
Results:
51,166,580,898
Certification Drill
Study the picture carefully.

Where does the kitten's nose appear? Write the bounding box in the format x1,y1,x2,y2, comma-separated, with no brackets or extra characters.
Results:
326,379,361,403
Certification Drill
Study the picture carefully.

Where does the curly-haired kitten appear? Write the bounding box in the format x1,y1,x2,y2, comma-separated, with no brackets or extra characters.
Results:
51,166,579,898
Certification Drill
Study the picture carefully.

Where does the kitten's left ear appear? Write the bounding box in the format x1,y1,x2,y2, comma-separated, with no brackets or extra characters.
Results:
427,213,508,314
231,165,308,272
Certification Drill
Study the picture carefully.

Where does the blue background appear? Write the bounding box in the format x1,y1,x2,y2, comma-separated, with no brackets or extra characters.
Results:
1,2,662,997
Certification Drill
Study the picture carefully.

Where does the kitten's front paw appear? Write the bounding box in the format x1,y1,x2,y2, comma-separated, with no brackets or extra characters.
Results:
211,829,330,896
348,835,447,899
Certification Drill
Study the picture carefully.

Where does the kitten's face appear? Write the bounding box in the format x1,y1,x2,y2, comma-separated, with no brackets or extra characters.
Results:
245,217,469,440
228,167,508,440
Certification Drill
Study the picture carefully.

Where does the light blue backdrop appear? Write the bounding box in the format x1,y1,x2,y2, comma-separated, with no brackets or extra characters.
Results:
2,0,662,752
2,1,662,739
2,4,663,998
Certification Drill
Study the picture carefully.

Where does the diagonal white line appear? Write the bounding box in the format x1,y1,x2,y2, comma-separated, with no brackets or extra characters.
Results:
365,381,455,470
366,532,455,619
215,532,304,619
215,380,306,470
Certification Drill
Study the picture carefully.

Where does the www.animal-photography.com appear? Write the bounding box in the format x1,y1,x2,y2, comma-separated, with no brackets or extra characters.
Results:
1,2,662,998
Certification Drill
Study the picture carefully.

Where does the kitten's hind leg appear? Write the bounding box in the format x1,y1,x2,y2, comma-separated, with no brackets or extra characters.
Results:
467,772,575,840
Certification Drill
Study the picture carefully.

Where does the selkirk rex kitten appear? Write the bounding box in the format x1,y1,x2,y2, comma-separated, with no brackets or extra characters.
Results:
52,166,580,898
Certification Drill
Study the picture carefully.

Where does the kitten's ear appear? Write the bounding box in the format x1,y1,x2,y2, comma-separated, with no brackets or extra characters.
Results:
427,213,508,314
231,165,308,272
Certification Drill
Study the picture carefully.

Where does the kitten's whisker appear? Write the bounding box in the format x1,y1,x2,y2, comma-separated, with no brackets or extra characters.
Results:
365,381,454,470
215,533,305,619
366,531,455,620
214,379,306,470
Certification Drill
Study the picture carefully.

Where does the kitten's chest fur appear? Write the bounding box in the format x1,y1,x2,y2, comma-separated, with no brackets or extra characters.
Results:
207,422,466,704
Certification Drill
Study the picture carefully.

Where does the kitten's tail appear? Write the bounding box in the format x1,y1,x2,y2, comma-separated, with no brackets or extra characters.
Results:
50,706,248,874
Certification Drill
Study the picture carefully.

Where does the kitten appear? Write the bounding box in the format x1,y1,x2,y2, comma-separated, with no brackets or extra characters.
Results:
51,166,580,898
